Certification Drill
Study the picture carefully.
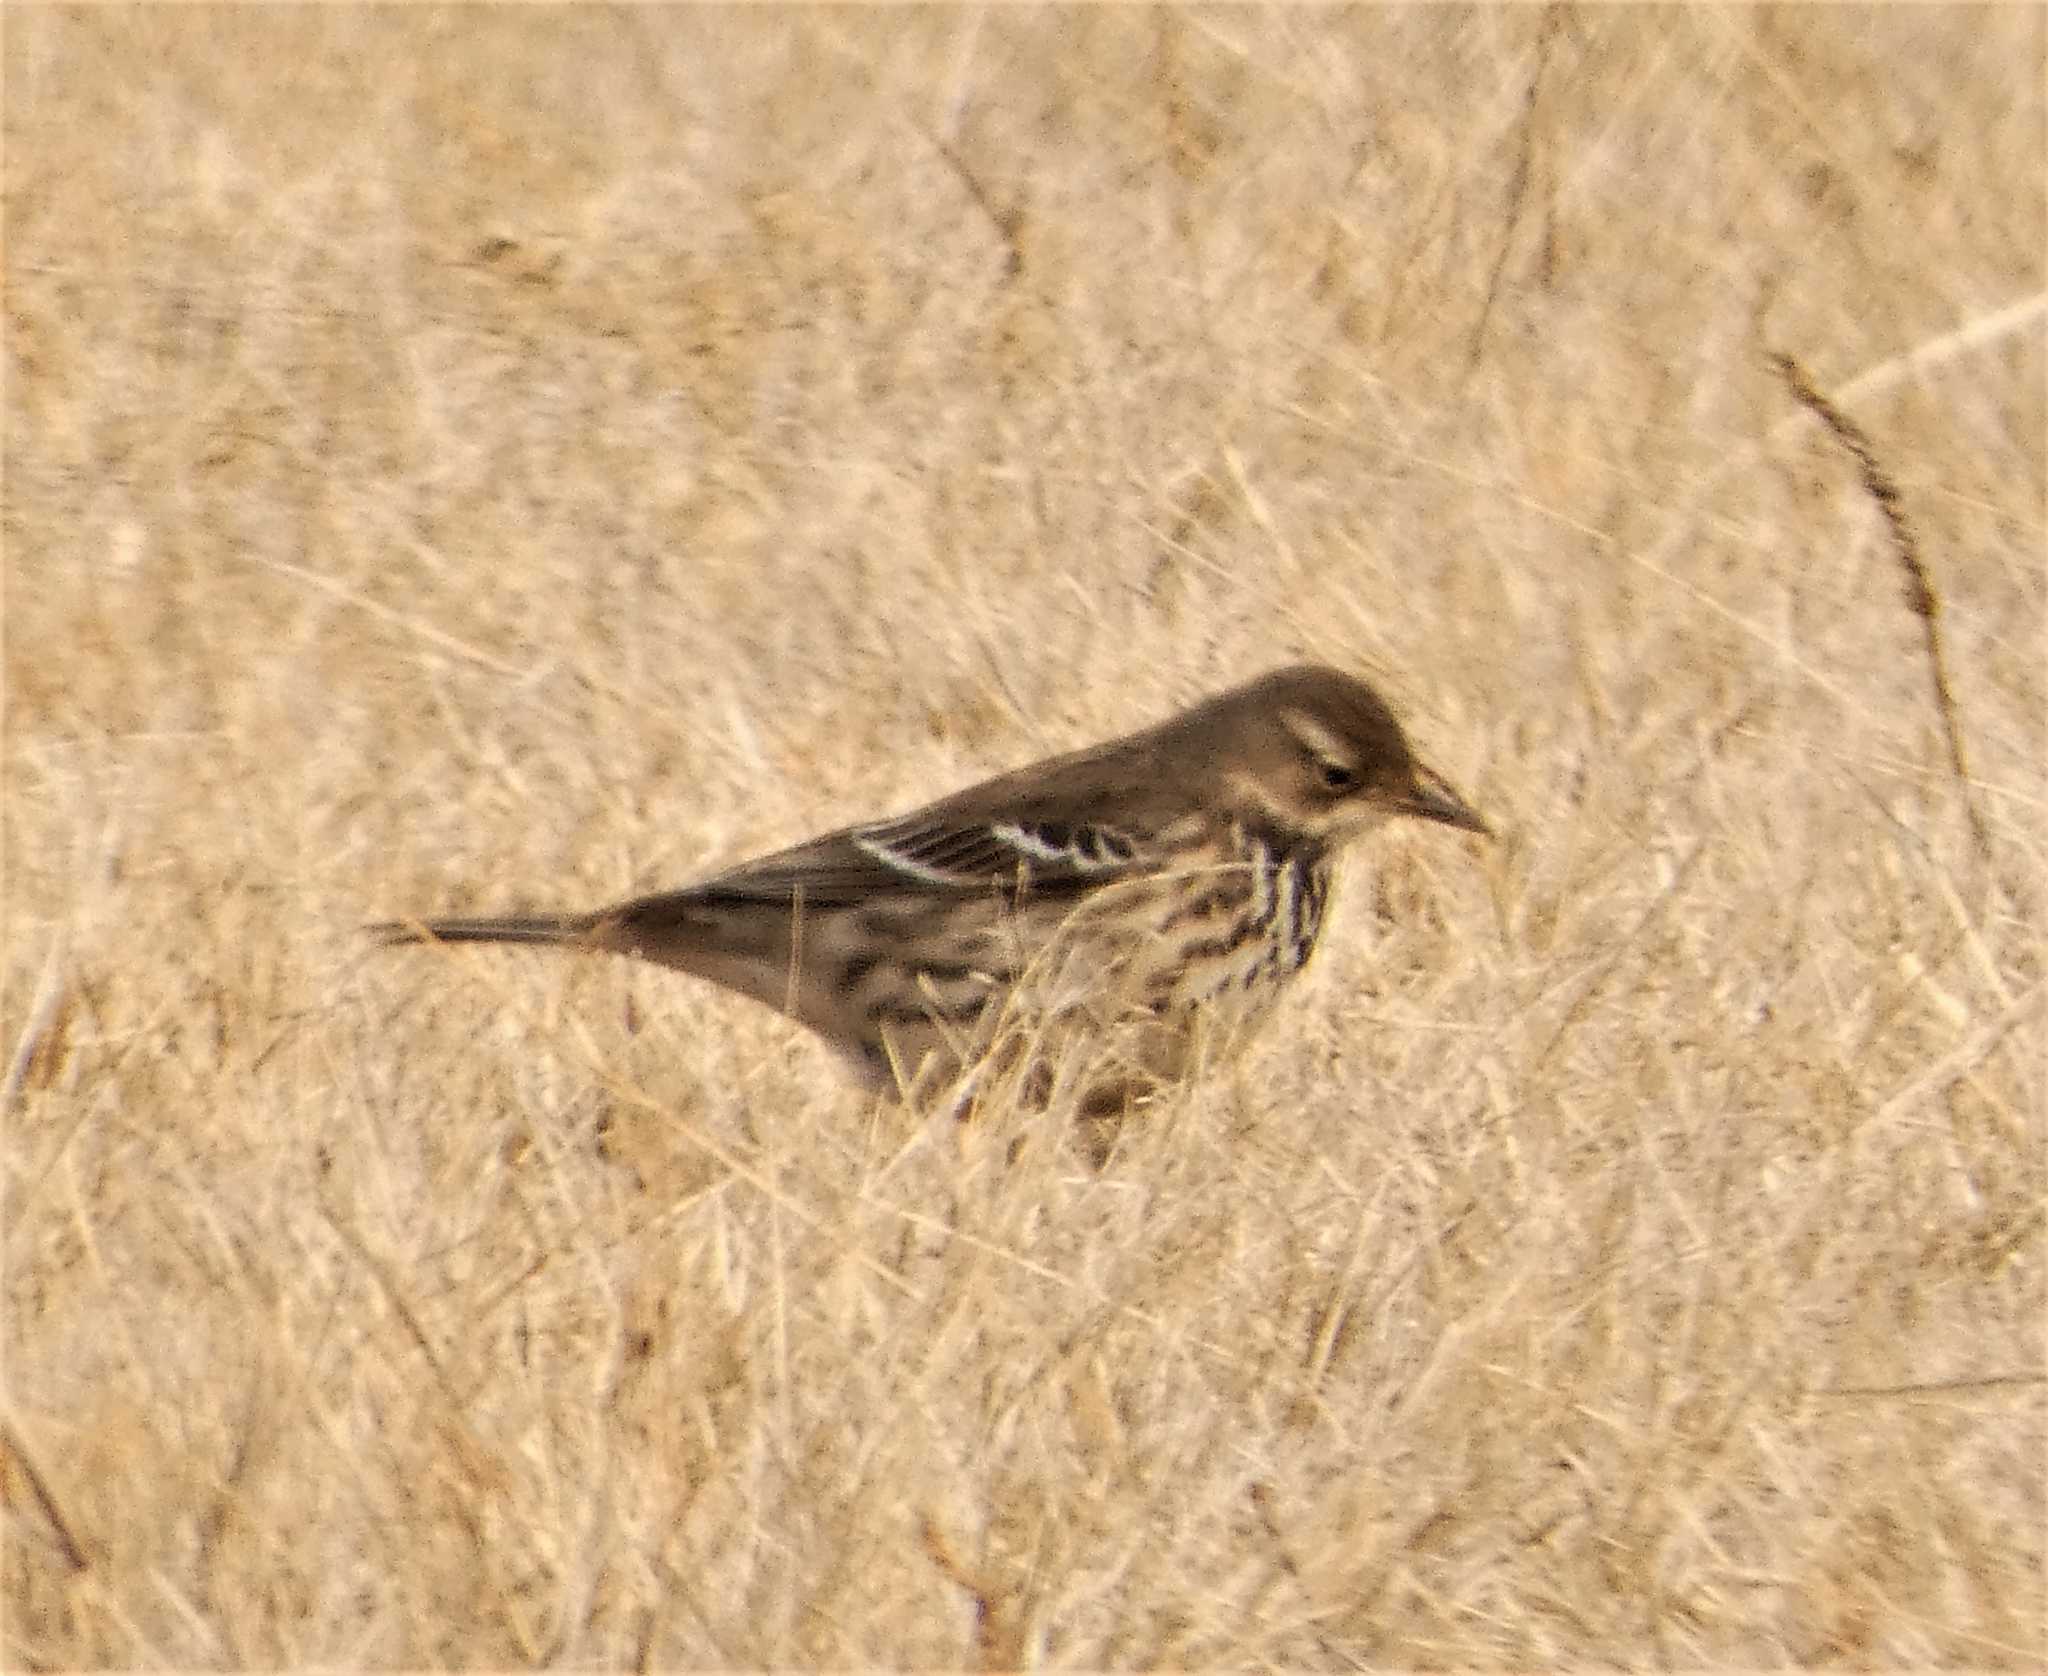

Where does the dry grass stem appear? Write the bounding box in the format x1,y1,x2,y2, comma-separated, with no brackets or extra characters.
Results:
7,8,2041,1666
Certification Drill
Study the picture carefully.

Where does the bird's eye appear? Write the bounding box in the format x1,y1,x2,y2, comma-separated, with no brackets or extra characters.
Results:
1318,760,1358,792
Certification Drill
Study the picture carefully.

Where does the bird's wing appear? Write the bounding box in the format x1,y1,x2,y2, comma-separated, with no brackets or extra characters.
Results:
691,810,1147,907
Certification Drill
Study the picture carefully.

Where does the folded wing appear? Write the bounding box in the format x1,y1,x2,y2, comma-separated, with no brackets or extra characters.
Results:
681,811,1144,906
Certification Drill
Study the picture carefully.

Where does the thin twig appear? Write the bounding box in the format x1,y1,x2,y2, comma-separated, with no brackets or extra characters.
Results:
2,941,66,1113
1467,7,1560,373
1,1418,90,1573
922,127,1025,283
1772,351,1992,868
1810,1372,2044,1400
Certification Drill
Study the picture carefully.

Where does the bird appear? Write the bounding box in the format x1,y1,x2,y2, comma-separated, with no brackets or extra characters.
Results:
372,664,1488,1129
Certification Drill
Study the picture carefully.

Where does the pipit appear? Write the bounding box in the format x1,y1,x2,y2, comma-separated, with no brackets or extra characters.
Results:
373,664,1487,1119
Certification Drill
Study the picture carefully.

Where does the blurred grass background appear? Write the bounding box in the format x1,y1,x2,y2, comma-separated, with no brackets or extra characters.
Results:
6,6,2043,1665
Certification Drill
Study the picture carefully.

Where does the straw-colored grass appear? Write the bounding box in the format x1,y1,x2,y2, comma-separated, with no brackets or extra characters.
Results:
6,7,2042,1666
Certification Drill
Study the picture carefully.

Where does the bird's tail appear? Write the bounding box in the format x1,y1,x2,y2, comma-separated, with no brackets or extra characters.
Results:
369,914,586,948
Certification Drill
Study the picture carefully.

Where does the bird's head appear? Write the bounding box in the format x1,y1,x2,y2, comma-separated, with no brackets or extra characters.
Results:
1208,665,1490,844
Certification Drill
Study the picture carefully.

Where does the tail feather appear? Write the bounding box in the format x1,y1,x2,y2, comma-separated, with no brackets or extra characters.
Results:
370,914,584,948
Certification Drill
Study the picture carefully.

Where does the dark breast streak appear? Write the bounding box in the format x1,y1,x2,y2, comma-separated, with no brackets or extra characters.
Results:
841,825,1333,1082
1146,827,1331,1010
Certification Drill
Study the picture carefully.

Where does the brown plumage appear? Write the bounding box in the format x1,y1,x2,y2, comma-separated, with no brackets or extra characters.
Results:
373,665,1487,1115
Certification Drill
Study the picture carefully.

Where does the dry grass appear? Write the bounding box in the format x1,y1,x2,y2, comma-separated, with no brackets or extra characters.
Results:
6,6,2044,1667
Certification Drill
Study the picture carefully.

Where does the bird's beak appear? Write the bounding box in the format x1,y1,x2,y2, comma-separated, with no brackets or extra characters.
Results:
1398,764,1491,837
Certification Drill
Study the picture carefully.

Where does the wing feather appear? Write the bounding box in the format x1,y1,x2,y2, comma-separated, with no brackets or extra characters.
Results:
692,811,1146,906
